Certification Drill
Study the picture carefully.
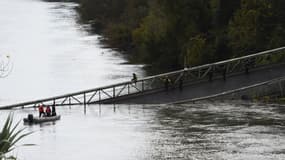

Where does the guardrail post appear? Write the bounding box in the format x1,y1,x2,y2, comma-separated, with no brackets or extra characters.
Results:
128,84,130,94
2,47,285,108
83,93,87,114
113,87,116,98
99,90,101,101
142,80,145,91
84,93,86,105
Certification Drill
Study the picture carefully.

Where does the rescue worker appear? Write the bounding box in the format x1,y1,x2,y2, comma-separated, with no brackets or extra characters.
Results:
45,105,51,117
51,105,56,116
38,104,45,117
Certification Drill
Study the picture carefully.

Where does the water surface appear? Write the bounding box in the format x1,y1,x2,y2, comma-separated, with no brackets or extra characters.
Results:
1,1,285,160
0,0,144,106
1,102,285,160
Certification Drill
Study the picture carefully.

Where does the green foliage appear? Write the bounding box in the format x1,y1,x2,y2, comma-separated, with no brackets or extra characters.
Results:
104,23,132,50
0,114,31,160
132,0,213,70
76,0,285,73
228,0,272,56
183,35,206,66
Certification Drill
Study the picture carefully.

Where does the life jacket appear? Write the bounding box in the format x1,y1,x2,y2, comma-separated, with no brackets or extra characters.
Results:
39,105,44,112
46,106,51,113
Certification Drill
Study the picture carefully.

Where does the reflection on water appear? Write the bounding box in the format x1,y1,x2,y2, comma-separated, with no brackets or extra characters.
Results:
0,0,144,105
1,102,285,160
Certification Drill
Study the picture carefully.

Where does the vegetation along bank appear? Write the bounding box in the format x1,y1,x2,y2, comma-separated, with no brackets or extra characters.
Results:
73,0,285,73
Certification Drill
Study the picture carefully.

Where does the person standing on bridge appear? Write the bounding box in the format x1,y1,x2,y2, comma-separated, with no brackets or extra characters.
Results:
178,70,186,91
164,76,171,91
131,73,137,84
38,104,45,117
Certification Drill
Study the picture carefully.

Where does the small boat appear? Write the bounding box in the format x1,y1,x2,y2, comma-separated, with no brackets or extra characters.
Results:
23,114,61,124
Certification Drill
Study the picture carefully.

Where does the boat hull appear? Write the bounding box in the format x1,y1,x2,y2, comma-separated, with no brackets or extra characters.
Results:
23,115,61,124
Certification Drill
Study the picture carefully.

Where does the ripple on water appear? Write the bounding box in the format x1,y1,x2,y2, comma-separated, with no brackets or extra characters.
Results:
1,102,285,160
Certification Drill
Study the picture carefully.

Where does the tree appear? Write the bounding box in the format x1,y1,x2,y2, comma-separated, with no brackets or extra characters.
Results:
133,0,213,70
183,35,207,66
75,0,285,72
228,0,273,56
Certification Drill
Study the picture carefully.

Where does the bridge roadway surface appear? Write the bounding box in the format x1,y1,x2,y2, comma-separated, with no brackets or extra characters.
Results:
105,63,285,104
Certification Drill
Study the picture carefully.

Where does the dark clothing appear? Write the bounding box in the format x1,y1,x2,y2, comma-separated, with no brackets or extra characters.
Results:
164,78,171,91
179,78,183,91
132,73,137,83
52,106,56,116
245,58,256,74
39,111,45,118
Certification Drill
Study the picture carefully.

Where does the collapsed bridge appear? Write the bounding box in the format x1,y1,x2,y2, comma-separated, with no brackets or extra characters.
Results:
1,47,285,109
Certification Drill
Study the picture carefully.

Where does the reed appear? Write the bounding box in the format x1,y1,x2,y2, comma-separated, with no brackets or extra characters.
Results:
0,114,31,160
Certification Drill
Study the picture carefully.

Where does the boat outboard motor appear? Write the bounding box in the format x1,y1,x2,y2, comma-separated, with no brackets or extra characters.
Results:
28,114,34,123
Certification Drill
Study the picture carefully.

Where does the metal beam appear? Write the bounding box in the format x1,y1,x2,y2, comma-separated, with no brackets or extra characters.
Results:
1,47,285,109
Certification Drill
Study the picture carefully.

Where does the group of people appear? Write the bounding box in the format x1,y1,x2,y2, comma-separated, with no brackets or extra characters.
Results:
129,58,256,93
38,104,56,117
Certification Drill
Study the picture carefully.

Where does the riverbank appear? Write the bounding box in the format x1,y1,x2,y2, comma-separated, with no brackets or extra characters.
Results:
74,0,285,74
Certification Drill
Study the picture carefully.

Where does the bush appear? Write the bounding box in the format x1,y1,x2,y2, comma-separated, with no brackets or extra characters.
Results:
0,114,31,160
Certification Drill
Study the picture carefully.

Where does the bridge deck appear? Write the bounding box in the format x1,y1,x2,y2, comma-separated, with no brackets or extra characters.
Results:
1,47,285,109
105,63,285,104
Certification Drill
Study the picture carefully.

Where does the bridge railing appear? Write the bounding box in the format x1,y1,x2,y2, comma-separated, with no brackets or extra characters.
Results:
1,47,285,109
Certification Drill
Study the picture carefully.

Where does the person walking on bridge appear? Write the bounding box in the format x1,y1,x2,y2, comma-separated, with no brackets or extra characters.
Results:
131,73,137,84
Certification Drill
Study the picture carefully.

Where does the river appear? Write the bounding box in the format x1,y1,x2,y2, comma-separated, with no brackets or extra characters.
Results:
0,0,144,106
1,103,285,160
1,0,285,160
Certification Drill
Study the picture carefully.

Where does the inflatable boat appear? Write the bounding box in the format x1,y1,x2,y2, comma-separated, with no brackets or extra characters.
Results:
23,114,61,124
